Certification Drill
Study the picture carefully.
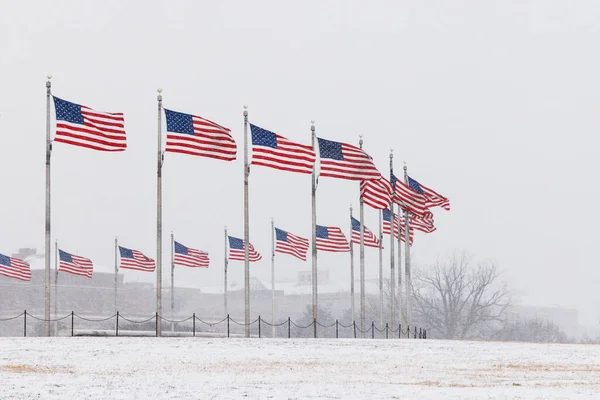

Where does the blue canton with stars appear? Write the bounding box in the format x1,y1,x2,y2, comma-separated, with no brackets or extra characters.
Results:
53,97,84,124
174,241,189,255
164,109,194,135
119,246,134,259
0,253,12,266
275,228,288,242
228,236,245,249
317,138,344,160
59,250,74,263
382,208,392,222
351,217,362,231
250,124,278,148
408,176,424,194
316,225,330,238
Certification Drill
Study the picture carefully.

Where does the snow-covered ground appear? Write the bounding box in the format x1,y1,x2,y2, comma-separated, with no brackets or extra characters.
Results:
1,338,599,399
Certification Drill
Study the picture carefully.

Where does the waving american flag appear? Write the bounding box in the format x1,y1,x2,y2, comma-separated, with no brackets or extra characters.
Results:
174,241,209,268
164,109,236,161
316,225,350,252
350,217,380,248
250,124,315,174
275,228,309,261
228,236,262,262
360,177,393,210
0,253,30,282
317,138,381,181
59,249,93,278
53,97,126,151
408,176,450,211
119,246,155,272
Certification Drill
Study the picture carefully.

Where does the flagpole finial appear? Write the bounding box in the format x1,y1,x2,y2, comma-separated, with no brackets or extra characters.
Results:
403,161,407,172
47,74,52,81
157,88,162,101
359,134,363,149
243,104,248,117
311,120,315,131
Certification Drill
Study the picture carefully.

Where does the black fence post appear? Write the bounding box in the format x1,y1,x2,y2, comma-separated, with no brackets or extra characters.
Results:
398,324,401,339
407,325,410,339
313,318,317,339
23,310,27,337
287,317,291,338
419,328,422,339
226,314,230,338
192,313,196,337
353,321,357,339
335,319,339,339
258,316,262,338
371,322,375,339
116,312,119,337
155,312,159,337
424,329,427,339
71,311,74,337
414,326,417,339
386,323,389,339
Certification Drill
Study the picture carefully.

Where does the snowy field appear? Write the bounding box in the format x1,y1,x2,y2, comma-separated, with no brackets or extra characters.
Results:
1,338,599,399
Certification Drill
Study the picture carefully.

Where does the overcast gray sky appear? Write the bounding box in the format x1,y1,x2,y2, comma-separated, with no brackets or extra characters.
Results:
1,1,599,328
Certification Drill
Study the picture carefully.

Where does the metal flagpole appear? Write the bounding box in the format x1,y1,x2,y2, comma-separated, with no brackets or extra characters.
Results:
156,88,163,337
349,205,355,323
311,121,318,338
224,227,228,317
271,218,276,337
403,163,412,326
358,136,365,338
378,210,383,329
45,75,52,337
243,105,250,338
54,240,58,335
171,231,175,332
397,201,403,325
114,237,118,313
389,151,395,329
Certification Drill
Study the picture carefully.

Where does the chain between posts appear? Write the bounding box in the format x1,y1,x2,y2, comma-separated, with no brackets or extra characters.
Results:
0,312,427,339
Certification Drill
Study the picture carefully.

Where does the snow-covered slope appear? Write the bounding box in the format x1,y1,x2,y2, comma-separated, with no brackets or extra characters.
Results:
1,338,599,399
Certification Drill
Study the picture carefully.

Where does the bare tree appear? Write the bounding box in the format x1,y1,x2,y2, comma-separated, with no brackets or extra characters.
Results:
412,251,510,339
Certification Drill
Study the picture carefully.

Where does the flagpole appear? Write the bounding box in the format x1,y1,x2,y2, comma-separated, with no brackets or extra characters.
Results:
156,88,163,337
403,162,412,327
224,227,228,317
171,231,175,332
389,151,395,329
44,75,52,337
54,240,58,335
397,201,403,325
358,136,365,338
114,237,118,313
243,105,250,338
378,210,383,330
311,120,318,338
349,205,355,323
271,218,276,338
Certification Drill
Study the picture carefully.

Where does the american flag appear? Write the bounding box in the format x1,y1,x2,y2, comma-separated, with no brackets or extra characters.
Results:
0,253,31,282
382,209,414,245
53,97,126,151
316,225,350,252
350,217,380,248
119,246,155,272
317,138,381,181
164,109,236,161
250,124,316,174
59,250,93,278
360,177,393,209
275,228,309,261
391,174,427,217
228,236,262,262
411,211,436,233
174,241,209,268
408,176,451,211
